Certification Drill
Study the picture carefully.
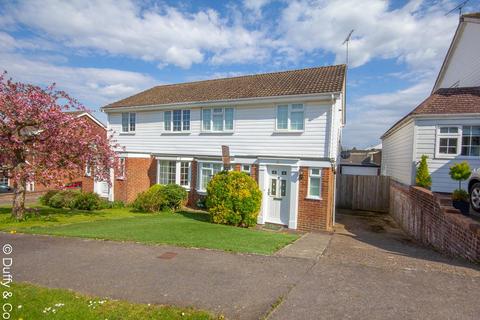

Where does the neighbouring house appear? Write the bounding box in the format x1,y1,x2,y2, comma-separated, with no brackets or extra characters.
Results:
3,111,110,197
381,13,480,193
339,148,381,176
102,65,346,231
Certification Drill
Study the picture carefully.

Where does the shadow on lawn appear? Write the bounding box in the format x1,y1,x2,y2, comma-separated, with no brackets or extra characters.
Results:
176,210,211,223
0,206,109,219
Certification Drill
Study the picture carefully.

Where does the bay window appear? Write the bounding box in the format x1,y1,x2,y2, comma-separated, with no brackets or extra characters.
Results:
201,107,234,132
276,104,304,131
121,112,136,133
164,109,190,132
308,168,322,199
157,160,191,188
199,162,223,191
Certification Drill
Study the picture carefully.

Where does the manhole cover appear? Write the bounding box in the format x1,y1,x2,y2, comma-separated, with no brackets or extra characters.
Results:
158,252,177,260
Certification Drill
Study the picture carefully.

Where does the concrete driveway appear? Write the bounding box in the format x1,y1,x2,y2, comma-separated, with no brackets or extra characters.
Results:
2,209,479,319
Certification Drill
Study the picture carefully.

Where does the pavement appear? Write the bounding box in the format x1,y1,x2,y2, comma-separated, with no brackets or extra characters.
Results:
2,209,480,320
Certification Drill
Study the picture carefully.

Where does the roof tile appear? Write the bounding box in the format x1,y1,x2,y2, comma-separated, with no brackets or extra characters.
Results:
105,65,346,108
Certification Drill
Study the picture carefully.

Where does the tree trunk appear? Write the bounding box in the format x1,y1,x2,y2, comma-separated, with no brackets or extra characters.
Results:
12,179,26,220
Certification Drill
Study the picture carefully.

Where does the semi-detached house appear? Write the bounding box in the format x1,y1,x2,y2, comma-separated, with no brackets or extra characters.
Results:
102,65,346,231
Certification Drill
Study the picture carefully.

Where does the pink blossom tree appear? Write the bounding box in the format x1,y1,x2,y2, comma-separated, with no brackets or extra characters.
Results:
0,72,118,220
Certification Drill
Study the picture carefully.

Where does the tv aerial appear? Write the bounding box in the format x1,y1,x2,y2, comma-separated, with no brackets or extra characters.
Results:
342,29,354,67
445,0,470,18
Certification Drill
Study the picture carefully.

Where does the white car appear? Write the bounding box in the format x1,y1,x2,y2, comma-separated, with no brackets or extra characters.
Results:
468,169,480,212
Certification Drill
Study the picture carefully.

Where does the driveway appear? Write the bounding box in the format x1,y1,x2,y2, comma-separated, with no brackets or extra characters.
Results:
2,209,480,319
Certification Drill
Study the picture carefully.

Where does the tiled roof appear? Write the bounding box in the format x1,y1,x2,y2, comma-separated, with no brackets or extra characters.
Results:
462,12,480,19
104,65,346,109
382,86,480,138
410,86,480,115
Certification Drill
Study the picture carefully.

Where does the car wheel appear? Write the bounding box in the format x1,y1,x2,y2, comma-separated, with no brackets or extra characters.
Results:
470,182,480,213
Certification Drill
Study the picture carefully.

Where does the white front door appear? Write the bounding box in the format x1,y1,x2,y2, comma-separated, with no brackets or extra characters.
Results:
94,180,110,199
266,166,290,225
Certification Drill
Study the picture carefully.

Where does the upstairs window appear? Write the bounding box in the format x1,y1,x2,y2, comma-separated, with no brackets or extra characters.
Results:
276,104,304,131
202,108,234,132
164,110,190,132
121,112,136,133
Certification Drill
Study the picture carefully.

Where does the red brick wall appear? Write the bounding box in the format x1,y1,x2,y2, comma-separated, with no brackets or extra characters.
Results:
297,167,334,232
390,180,480,263
114,157,156,203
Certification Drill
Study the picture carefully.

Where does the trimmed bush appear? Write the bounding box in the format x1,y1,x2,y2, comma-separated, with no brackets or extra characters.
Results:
72,192,103,211
39,190,60,206
162,184,188,210
131,184,167,213
449,161,472,190
48,190,81,209
206,171,262,227
416,155,432,189
132,184,188,212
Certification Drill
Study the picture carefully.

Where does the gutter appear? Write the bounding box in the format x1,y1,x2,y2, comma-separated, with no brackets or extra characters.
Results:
101,92,341,113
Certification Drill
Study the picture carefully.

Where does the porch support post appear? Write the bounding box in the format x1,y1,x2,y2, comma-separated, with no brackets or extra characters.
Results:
257,163,268,225
289,165,300,229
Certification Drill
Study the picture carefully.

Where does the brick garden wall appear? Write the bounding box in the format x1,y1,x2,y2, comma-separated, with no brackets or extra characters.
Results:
390,180,480,263
297,167,334,232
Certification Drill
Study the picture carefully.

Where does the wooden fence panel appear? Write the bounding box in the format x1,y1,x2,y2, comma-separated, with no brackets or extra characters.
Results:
336,175,390,212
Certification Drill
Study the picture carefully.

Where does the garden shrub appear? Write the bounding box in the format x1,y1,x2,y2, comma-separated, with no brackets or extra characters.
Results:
72,192,103,210
39,190,60,206
131,184,167,213
162,184,188,210
48,190,81,209
449,161,472,190
206,171,262,227
416,155,432,189
105,200,125,209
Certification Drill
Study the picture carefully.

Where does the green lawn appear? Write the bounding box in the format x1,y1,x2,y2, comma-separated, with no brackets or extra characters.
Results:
8,282,217,320
0,206,298,254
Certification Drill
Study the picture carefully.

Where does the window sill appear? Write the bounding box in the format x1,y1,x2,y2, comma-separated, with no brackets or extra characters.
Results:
116,177,125,181
305,196,322,201
199,131,234,135
161,132,191,135
196,190,207,195
119,132,136,136
272,130,304,135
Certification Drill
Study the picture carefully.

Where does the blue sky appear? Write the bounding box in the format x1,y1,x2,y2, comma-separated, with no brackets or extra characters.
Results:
1,0,479,148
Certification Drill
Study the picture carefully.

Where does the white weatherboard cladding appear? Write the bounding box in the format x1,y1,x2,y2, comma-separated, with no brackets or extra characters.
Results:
437,21,480,89
414,117,480,193
108,101,333,159
381,121,414,185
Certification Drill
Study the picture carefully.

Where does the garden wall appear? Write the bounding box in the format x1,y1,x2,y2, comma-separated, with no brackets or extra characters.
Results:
390,180,480,263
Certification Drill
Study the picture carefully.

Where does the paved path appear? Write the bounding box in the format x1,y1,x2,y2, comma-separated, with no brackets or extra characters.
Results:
2,209,480,319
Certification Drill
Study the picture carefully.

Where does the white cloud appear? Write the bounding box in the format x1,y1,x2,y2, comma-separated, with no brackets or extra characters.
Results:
343,80,432,148
4,0,269,68
278,0,458,74
0,52,157,113
243,0,271,17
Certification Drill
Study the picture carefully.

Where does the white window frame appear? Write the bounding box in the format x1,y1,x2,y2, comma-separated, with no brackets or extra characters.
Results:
156,160,191,189
164,109,191,132
117,157,126,179
121,112,136,133
241,164,251,175
460,125,480,157
85,163,91,177
275,103,305,132
201,107,235,132
435,125,462,159
197,161,223,192
307,168,322,200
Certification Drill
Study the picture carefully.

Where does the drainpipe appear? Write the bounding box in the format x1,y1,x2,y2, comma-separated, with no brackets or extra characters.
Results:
329,93,337,228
